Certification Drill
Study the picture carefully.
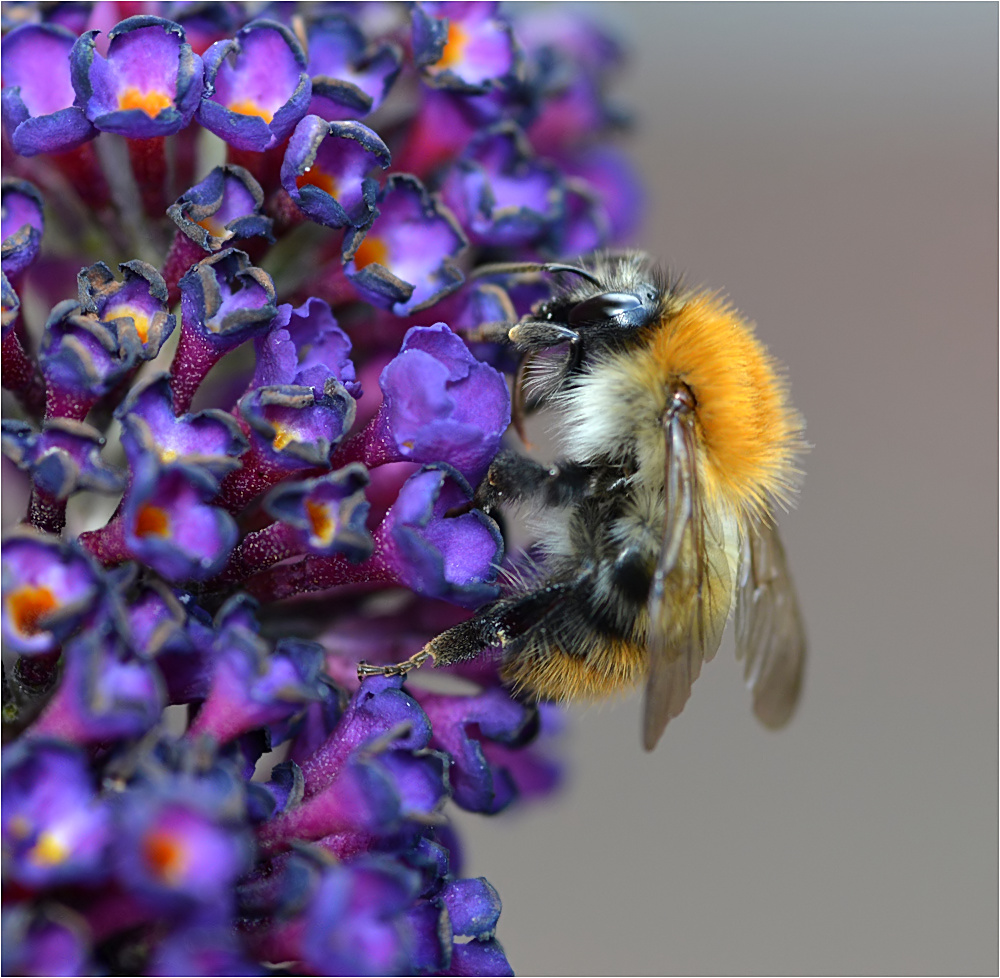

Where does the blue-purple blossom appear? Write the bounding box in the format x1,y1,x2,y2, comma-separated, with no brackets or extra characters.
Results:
412,2,519,95
117,372,247,480
441,123,565,248
199,19,311,152
376,464,503,608
1,529,103,656
70,16,204,138
166,164,274,252
344,174,467,315
121,458,239,582
2,4,642,973
2,417,125,500
305,14,402,121
2,740,111,888
281,115,391,230
1,23,96,156
354,322,511,482
77,260,175,360
1,178,45,278
252,296,360,395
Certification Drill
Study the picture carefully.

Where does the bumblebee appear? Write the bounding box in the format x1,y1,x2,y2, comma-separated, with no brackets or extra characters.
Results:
360,251,806,750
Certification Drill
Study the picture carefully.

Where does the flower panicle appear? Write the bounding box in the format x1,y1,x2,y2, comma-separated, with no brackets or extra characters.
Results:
1,2,637,973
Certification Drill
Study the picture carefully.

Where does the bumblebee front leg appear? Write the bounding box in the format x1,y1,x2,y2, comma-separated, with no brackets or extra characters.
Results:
475,451,594,513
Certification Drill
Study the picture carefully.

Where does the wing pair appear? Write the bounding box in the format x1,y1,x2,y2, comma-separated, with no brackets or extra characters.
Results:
642,413,806,750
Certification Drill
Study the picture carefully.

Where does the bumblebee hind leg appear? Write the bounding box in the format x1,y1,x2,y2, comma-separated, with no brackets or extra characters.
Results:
356,584,575,680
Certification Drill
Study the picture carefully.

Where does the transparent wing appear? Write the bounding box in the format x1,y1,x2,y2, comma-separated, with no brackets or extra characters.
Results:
642,417,737,750
734,520,806,729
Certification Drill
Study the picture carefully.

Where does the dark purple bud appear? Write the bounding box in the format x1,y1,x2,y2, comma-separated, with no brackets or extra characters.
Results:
376,464,503,609
2,417,125,499
359,322,510,483
412,2,519,95
419,686,537,813
77,260,175,361
187,636,325,746
198,19,311,152
306,15,402,121
343,174,467,316
253,297,360,395
441,123,564,248
29,628,165,744
441,877,502,938
123,457,238,582
1,905,93,978
70,16,204,138
1,179,45,278
281,115,390,230
444,937,515,977
116,372,248,482
167,164,274,251
39,300,141,420
2,740,111,888
1,528,103,656
1,23,96,156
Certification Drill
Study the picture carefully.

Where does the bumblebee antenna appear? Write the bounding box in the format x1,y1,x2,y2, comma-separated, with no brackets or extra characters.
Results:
470,261,603,288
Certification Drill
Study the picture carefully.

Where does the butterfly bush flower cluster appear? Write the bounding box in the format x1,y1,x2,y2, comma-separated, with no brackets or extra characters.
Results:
1,3,641,974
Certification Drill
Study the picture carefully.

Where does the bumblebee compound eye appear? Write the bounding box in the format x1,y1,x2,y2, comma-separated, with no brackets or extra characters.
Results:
568,291,650,330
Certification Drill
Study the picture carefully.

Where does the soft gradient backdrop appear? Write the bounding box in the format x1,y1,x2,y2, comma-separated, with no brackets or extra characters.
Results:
452,4,998,974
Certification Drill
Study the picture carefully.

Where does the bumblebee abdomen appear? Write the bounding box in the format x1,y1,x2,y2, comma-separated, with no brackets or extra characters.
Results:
501,632,647,702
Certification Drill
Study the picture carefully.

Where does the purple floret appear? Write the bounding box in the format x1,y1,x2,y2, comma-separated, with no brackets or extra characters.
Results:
1,23,96,156
359,322,510,482
70,16,204,138
1,179,45,278
198,19,311,152
376,464,503,609
344,174,467,316
281,115,390,230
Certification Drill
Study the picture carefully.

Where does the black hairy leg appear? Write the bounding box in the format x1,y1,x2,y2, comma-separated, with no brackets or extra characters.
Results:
357,582,577,678
474,451,595,513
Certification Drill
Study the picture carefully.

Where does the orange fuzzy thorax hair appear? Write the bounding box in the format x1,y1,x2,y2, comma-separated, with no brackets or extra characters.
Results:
638,291,804,521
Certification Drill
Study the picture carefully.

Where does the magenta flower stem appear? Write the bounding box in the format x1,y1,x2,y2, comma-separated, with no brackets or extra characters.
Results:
28,487,66,535
2,329,46,417
161,230,206,303
169,324,223,414
44,384,99,423
214,520,303,584
245,548,396,603
128,136,168,218
77,515,130,567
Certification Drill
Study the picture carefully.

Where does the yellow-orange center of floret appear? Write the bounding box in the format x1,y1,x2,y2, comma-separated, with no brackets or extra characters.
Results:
118,87,173,118
135,504,170,538
352,236,388,270
9,585,58,636
227,99,274,123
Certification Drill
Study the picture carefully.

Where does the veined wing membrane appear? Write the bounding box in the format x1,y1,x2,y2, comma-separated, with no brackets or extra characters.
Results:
734,520,806,729
642,415,736,750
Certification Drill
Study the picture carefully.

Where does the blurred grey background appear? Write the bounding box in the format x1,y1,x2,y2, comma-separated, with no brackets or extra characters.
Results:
453,4,998,974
